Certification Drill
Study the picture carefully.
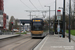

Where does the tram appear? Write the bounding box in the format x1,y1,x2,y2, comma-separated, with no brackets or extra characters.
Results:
30,18,47,38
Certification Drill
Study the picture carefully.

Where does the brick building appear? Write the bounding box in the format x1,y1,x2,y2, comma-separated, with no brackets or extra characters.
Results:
0,0,9,30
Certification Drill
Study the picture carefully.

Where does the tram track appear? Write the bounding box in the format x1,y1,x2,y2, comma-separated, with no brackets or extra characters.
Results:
12,38,32,50
12,38,42,50
0,35,42,50
0,35,31,48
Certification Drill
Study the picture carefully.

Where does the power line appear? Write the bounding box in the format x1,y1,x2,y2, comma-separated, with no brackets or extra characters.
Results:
38,0,46,17
38,0,44,9
20,0,32,10
29,0,39,10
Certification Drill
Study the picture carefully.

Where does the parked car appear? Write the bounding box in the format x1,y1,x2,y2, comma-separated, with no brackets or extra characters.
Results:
12,29,19,32
21,30,26,33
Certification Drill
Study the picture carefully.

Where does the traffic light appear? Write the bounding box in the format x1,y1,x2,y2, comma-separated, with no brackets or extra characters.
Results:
11,22,13,25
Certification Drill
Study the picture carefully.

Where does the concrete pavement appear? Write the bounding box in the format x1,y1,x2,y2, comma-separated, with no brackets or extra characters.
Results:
0,34,20,40
34,34,75,50
0,32,31,40
65,33,75,42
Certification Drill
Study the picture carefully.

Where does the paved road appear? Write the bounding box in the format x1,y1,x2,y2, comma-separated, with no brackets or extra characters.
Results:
0,34,42,50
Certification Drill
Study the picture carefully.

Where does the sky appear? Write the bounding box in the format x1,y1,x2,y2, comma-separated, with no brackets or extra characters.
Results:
4,0,69,20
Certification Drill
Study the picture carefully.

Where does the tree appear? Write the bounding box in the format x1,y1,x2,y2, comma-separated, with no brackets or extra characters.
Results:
9,16,15,30
14,19,18,29
43,20,48,30
9,22,12,30
65,0,75,29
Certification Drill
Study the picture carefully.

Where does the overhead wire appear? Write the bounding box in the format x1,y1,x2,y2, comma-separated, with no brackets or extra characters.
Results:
38,0,44,9
20,0,32,10
38,0,45,18
29,0,39,10
38,0,46,18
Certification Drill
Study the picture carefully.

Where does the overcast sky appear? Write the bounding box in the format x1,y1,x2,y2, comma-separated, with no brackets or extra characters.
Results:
4,0,69,20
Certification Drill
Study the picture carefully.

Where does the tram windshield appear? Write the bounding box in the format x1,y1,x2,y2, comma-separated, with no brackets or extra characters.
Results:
33,22,41,25
32,22,43,30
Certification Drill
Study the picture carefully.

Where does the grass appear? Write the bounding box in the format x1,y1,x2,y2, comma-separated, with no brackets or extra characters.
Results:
44,30,48,32
16,32,27,34
66,30,75,36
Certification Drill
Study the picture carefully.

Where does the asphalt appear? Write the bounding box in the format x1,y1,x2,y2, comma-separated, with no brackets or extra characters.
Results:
34,34,75,50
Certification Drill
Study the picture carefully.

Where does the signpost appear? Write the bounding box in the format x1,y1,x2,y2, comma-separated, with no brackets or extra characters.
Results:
57,10,61,37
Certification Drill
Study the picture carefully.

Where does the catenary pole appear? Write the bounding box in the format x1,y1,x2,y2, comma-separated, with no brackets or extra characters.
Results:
69,0,71,42
63,0,65,38
44,6,50,34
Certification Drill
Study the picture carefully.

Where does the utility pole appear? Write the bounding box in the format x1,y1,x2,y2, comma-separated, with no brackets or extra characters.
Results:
19,21,21,35
30,12,31,20
63,0,65,38
49,6,50,34
69,0,71,42
45,6,50,34
28,15,36,19
55,0,57,35
55,0,57,21
26,11,32,20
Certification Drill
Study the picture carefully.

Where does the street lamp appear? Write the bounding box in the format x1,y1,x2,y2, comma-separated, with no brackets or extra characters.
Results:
45,6,50,34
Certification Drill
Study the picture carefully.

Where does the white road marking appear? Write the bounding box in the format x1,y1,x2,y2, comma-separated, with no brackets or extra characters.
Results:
39,35,48,50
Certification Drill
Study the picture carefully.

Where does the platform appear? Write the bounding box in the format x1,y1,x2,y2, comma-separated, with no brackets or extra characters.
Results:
34,34,75,50
0,34,20,40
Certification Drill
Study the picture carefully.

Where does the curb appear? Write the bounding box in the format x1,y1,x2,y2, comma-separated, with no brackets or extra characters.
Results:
0,35,20,40
65,33,75,42
33,35,48,50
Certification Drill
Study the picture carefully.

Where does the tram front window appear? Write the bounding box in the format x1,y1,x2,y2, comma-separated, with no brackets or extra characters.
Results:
32,22,43,30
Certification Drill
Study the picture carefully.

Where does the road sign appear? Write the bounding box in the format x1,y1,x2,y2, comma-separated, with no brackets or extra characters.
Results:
57,16,61,20
57,10,61,20
57,25,60,32
57,10,61,37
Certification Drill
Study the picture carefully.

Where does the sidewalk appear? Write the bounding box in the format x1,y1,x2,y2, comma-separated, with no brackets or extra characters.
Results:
34,34,75,50
65,33,75,42
0,34,20,40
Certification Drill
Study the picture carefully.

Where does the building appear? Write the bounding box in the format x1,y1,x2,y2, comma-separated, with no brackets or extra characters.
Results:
0,0,4,30
0,0,4,11
6,15,9,29
3,13,9,30
3,13,6,29
0,0,9,30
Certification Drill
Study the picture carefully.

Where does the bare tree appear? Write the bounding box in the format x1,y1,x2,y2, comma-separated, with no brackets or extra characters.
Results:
65,0,75,29
9,16,15,30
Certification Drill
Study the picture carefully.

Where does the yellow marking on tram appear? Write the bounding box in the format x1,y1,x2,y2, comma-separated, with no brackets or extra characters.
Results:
33,20,41,22
31,31,43,34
